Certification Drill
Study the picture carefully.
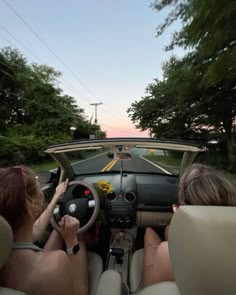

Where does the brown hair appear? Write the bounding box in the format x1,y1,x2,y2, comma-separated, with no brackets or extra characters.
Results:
0,166,43,232
178,164,236,206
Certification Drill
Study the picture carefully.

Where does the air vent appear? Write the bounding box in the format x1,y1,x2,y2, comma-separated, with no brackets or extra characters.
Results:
107,191,116,201
124,192,136,203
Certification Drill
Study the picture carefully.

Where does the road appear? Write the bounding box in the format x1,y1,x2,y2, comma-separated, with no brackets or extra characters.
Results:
37,149,170,186
71,149,171,175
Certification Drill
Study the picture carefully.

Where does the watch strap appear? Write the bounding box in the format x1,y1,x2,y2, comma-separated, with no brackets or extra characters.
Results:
66,242,80,255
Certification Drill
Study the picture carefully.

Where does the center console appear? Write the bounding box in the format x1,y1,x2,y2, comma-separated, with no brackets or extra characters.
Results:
105,190,136,227
106,228,137,287
104,174,138,289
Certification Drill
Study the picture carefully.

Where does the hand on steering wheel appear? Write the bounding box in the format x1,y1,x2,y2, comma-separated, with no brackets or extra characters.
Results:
50,180,100,234
59,215,80,246
52,179,69,202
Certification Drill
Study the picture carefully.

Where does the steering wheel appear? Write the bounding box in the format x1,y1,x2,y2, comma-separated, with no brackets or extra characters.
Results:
50,180,100,234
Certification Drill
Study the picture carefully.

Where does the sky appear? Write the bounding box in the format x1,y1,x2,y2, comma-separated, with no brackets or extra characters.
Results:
0,0,184,137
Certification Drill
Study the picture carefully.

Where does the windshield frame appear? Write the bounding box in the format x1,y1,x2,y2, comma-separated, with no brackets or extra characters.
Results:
45,138,206,179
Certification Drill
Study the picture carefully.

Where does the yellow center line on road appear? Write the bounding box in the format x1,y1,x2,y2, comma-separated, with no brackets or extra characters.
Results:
107,159,117,170
101,159,118,172
101,160,114,172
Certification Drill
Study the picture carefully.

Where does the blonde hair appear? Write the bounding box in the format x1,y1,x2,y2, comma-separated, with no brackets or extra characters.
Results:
178,164,236,206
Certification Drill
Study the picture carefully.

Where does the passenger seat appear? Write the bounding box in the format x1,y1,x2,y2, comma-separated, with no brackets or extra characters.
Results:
130,206,236,295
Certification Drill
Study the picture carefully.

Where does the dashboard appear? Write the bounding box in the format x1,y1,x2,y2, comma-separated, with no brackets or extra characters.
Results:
72,172,178,228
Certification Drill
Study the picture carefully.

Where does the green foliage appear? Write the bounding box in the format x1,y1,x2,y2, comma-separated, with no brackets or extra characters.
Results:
128,0,236,171
73,121,107,139
128,55,206,140
0,137,24,166
0,134,71,167
152,0,236,86
0,47,106,166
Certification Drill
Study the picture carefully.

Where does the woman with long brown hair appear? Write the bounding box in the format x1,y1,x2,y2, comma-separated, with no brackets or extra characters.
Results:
0,166,88,295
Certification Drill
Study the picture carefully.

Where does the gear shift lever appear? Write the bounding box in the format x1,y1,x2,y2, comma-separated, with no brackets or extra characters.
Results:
109,247,124,264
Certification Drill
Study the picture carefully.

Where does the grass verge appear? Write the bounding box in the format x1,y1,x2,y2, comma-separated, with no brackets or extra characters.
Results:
144,154,181,175
31,148,109,173
30,161,57,173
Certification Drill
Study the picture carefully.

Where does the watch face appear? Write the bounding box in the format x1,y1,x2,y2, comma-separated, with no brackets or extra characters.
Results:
72,243,80,254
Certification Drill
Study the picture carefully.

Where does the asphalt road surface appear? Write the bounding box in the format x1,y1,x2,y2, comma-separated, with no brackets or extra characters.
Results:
71,150,170,175
37,149,171,186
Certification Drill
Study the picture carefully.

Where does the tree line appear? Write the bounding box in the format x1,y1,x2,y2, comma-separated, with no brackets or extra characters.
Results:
127,0,236,171
0,47,105,166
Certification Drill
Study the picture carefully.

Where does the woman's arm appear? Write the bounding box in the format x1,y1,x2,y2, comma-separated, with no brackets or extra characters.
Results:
33,179,68,242
59,215,89,295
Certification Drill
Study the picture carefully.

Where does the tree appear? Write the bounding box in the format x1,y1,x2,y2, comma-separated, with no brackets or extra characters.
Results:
128,52,236,141
128,56,200,139
128,0,236,168
0,47,29,132
0,47,90,138
152,0,236,162
0,47,106,165
73,121,106,140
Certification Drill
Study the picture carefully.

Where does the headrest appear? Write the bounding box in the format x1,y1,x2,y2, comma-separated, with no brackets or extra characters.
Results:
0,216,13,269
168,206,236,295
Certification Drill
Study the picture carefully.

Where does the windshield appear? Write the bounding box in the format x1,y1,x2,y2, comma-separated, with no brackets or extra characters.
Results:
66,147,183,176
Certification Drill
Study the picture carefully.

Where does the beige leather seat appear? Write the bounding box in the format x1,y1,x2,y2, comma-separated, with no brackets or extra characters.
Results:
0,215,103,295
131,206,236,295
0,216,26,295
130,248,143,293
169,206,236,295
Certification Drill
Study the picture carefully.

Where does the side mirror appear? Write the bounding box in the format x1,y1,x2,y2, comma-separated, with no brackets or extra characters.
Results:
36,170,58,186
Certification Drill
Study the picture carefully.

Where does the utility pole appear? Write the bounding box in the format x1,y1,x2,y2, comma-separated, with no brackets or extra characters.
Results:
90,102,103,124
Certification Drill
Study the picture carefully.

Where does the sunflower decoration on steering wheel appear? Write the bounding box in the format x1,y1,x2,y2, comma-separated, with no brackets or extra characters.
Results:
97,180,113,197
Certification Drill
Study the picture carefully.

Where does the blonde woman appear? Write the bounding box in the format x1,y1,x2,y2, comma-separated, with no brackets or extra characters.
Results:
143,164,236,287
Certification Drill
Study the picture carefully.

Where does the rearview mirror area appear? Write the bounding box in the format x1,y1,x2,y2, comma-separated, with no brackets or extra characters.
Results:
107,152,132,160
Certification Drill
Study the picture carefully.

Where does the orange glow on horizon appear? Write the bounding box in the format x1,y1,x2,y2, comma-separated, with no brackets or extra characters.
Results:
104,126,149,138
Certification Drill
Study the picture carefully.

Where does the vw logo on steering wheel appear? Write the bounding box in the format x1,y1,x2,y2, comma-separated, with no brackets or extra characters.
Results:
68,203,77,213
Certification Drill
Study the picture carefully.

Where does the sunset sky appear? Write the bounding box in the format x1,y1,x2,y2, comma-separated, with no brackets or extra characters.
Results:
0,0,184,137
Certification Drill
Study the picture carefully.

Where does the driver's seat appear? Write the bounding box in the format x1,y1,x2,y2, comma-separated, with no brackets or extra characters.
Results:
0,215,103,295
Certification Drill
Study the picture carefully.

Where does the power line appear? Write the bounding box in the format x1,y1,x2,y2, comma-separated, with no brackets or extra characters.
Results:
101,103,130,121
0,0,136,132
0,88,135,136
2,0,95,103
0,88,88,117
0,39,133,135
1,0,132,124
0,31,128,125
0,24,42,63
99,105,130,122
0,31,90,106
0,32,20,52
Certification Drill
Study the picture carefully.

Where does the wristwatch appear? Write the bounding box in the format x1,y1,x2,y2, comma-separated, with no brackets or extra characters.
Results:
67,242,80,255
